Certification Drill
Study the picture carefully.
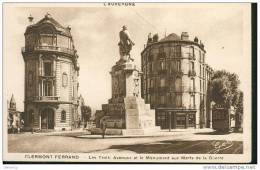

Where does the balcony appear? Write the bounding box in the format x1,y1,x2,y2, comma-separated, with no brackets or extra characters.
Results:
188,70,196,77
22,45,76,56
39,75,55,79
28,96,59,102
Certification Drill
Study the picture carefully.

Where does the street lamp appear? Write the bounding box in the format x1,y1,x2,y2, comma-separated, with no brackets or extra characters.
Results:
169,112,171,132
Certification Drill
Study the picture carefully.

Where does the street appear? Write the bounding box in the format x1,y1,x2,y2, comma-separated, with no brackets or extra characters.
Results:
8,129,243,154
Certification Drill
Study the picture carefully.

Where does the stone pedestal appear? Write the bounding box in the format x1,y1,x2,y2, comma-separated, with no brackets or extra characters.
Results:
100,59,160,135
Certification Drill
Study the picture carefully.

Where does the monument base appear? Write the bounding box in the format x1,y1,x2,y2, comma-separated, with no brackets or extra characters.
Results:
98,60,160,136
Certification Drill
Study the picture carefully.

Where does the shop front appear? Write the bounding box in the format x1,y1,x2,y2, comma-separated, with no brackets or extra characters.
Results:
155,109,196,129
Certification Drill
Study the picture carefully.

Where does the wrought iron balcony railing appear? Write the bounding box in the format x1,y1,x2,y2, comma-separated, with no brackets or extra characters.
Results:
22,45,76,56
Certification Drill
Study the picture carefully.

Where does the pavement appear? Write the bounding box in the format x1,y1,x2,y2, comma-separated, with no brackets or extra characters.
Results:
8,128,243,154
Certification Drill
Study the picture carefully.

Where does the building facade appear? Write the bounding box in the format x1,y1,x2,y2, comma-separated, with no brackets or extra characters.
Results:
22,14,80,131
141,32,213,129
8,95,24,132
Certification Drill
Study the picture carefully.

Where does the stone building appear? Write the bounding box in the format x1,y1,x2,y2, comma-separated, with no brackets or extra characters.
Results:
7,94,23,132
141,32,213,129
22,14,80,131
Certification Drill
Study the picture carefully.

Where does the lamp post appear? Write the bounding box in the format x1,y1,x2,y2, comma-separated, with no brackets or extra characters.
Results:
169,112,172,132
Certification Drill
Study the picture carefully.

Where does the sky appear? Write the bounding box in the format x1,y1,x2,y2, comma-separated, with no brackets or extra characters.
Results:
3,3,251,112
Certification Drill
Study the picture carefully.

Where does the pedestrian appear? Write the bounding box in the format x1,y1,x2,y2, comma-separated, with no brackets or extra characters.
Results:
78,118,81,128
12,113,18,134
101,121,106,139
21,118,25,133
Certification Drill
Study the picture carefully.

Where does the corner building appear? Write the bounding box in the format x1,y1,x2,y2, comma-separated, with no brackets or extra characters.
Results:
141,32,213,129
22,14,80,131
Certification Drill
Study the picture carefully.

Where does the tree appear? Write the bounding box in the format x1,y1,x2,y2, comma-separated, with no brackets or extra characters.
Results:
210,70,240,108
81,105,91,127
235,91,243,130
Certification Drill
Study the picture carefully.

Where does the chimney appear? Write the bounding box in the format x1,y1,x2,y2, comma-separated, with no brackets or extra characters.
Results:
181,32,189,40
28,14,34,25
67,25,71,31
153,34,159,42
194,36,199,43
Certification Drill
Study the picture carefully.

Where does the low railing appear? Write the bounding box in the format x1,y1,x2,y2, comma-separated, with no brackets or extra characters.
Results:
29,96,59,101
22,45,76,55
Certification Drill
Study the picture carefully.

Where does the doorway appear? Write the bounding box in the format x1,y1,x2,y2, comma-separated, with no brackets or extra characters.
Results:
41,108,54,129
176,114,186,129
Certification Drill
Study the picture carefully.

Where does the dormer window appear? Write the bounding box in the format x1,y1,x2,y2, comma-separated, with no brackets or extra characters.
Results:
39,25,55,46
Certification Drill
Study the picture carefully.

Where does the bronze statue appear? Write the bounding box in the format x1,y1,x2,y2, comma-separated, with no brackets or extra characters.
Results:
118,25,135,61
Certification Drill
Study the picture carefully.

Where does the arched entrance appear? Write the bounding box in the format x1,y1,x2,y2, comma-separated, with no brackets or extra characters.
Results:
41,108,54,129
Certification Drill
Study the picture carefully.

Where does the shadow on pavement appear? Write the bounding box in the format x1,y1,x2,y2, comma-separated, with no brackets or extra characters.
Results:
194,131,231,135
107,140,243,154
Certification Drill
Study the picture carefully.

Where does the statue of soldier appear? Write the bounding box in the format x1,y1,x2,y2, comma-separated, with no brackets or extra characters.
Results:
118,25,135,62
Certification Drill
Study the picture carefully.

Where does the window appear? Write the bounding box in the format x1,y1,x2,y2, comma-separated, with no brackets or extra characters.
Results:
160,95,166,105
44,62,52,76
191,78,195,91
148,55,153,62
40,35,53,46
199,51,201,62
176,60,181,71
191,62,195,71
28,71,33,87
160,61,165,70
61,110,66,122
147,94,150,103
43,80,53,96
176,94,182,107
189,46,194,56
160,77,165,87
151,95,155,104
149,63,153,72
200,65,202,76
175,77,182,92
188,114,195,126
150,79,154,88
57,35,69,48
62,73,68,87
200,80,202,92
190,95,195,107
173,45,181,58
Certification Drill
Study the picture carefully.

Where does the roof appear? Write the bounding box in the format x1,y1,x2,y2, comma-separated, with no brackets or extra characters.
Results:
25,13,71,37
10,94,16,104
159,33,181,42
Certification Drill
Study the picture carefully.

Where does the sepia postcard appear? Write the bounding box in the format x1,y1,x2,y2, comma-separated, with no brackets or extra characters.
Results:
2,2,255,163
